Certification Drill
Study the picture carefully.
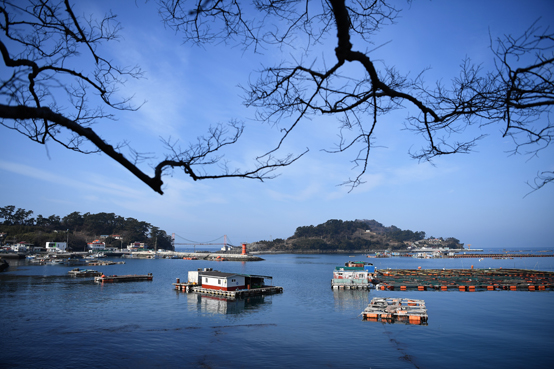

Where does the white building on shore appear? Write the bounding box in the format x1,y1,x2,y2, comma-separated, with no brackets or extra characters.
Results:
46,242,67,253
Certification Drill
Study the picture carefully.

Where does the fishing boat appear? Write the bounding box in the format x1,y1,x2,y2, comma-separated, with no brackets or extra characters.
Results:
68,268,102,277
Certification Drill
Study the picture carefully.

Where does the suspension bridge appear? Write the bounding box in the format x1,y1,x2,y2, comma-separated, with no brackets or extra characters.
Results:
171,233,239,252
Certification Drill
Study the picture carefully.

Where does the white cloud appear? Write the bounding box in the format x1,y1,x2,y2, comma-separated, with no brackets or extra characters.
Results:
0,159,144,201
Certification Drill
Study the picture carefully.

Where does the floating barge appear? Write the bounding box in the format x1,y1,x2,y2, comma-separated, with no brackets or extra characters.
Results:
68,268,101,277
331,261,375,290
362,297,428,325
173,268,283,299
94,273,153,283
185,285,284,299
375,268,554,291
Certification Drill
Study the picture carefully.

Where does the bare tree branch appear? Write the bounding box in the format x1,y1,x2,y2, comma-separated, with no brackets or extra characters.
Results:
0,0,302,194
2,0,553,194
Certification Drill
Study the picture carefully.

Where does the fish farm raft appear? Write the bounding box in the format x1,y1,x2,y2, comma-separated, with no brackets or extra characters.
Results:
374,268,554,291
362,297,428,325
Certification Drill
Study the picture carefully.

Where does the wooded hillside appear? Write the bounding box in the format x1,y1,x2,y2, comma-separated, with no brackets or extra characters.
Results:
0,205,172,251
253,219,462,252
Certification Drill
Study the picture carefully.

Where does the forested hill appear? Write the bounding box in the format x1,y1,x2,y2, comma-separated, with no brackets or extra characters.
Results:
253,219,463,252
0,205,173,251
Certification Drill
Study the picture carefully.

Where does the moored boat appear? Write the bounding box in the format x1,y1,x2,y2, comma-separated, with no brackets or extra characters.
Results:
68,268,102,277
94,273,153,283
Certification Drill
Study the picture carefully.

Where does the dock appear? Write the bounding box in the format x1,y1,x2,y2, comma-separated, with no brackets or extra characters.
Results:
173,282,283,299
362,297,428,325
94,273,153,283
375,268,554,291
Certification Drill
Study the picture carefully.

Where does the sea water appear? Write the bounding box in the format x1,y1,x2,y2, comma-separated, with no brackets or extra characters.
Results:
1,250,553,368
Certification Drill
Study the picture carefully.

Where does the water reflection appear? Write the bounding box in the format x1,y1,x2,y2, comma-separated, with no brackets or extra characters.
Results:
332,288,371,311
186,293,271,315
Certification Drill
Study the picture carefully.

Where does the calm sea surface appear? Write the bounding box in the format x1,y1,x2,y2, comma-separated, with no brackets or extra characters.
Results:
1,249,553,368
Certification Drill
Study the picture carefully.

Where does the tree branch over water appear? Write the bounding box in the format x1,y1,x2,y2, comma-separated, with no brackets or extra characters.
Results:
1,0,553,193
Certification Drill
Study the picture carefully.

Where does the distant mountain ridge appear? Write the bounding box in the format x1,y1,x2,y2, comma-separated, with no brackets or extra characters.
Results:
252,219,463,252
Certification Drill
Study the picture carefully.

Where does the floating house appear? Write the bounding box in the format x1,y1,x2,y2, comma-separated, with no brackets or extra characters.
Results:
332,262,375,289
174,268,283,298
187,268,270,291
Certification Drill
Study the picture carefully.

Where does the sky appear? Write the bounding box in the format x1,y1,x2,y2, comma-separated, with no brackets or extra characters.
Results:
1,0,553,249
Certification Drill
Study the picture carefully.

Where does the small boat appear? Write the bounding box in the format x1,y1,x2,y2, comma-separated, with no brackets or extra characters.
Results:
68,268,102,277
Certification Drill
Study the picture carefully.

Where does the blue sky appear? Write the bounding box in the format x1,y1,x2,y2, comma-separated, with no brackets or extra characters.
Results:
1,0,553,249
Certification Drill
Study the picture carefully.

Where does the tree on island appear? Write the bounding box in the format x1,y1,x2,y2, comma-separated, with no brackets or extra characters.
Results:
254,218,457,252
1,0,552,194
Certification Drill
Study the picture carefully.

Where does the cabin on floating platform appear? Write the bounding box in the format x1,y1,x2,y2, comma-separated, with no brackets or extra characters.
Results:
188,268,272,291
334,266,369,280
175,268,283,298
332,264,375,289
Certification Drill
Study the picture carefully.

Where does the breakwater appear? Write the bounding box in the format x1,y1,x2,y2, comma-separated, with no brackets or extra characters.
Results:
167,252,264,261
